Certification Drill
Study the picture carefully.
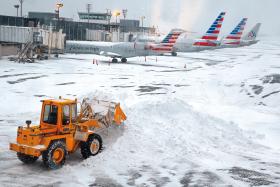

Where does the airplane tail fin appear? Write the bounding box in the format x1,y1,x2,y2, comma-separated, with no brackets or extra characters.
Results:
160,29,185,47
225,18,248,40
242,23,261,41
201,12,226,40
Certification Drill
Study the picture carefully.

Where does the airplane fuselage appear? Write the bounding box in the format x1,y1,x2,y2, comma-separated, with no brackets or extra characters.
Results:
65,41,114,55
174,38,220,52
219,39,259,48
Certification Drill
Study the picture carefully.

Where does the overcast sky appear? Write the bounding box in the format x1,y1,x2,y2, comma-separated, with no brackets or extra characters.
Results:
0,0,279,36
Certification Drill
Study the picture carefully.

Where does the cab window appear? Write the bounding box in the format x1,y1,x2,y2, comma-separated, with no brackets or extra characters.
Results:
63,105,70,125
43,105,58,125
71,104,77,123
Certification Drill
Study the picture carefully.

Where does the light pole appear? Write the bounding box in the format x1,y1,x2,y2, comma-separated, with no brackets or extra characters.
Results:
18,0,24,26
56,3,64,20
122,9,127,19
19,0,23,17
122,9,127,32
141,16,145,34
86,4,92,25
106,9,112,32
122,9,128,41
113,11,121,41
14,5,19,17
113,11,120,26
113,11,120,31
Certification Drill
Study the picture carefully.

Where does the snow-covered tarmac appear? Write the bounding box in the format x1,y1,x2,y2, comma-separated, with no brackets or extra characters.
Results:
0,38,280,186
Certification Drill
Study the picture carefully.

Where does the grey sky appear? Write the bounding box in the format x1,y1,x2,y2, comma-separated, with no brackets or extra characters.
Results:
1,0,279,36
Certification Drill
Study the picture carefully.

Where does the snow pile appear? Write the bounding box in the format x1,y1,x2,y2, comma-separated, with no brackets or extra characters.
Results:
77,97,278,186
78,90,117,103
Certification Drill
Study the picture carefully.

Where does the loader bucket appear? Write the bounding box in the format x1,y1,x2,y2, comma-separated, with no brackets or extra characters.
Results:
114,103,127,125
79,98,126,127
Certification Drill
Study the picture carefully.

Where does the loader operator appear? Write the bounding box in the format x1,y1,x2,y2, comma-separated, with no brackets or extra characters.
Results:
43,105,58,125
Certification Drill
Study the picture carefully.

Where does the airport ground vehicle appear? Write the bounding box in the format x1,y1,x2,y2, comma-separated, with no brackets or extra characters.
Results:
10,97,126,169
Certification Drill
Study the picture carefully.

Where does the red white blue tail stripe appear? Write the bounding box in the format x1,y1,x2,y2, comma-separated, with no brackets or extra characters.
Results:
194,12,226,47
202,12,226,40
149,29,184,52
226,18,247,41
160,30,183,48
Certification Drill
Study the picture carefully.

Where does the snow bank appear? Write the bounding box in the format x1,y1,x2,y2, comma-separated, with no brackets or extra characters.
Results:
76,97,276,186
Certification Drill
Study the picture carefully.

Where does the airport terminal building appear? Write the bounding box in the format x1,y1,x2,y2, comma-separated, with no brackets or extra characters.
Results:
0,11,155,42
0,10,155,56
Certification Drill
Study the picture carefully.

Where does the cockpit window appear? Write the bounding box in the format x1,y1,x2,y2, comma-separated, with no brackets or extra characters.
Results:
43,105,58,125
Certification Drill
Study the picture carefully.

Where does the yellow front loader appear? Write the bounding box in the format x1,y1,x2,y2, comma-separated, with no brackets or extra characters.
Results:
10,97,126,169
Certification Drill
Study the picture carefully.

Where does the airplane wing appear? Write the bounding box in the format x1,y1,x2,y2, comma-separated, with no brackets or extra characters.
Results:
99,51,122,58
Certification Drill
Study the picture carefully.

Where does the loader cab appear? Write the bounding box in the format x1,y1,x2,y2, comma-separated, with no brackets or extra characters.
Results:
40,98,78,133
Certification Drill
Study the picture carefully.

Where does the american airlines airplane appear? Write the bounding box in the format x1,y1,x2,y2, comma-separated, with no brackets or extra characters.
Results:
65,29,184,62
99,29,184,62
220,21,261,48
221,18,248,47
240,23,261,46
174,12,226,52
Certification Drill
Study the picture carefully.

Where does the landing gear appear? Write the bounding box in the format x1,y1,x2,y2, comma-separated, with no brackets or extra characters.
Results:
112,58,118,63
121,58,127,63
171,52,177,56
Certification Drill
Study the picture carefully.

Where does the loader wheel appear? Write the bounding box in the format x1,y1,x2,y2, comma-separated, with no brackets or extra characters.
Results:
42,140,67,169
81,134,102,159
17,152,38,164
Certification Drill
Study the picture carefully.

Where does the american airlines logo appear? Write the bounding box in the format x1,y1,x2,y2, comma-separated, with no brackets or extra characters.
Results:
248,31,256,38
